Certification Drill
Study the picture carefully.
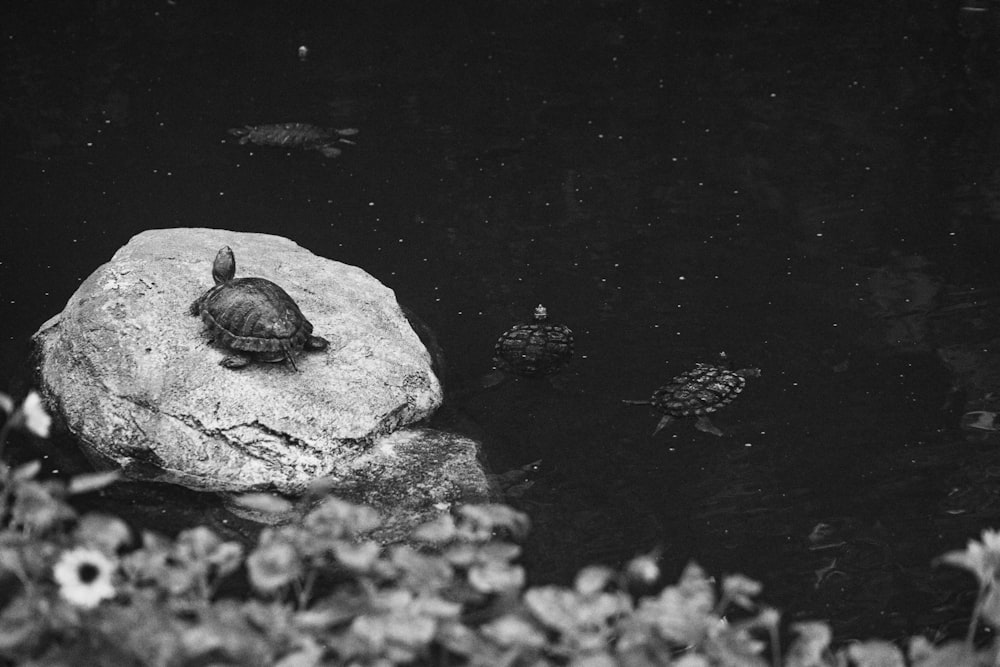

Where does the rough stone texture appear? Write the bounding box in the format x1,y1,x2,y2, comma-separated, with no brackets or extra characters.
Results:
345,428,497,541
32,228,487,505
239,427,497,543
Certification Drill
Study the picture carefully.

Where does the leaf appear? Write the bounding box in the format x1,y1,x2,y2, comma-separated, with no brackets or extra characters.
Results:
0,546,28,580
412,595,461,619
176,526,223,560
907,637,985,667
68,470,121,494
575,566,614,596
385,613,436,648
233,493,295,515
303,497,381,538
435,620,480,657
0,596,45,653
784,621,832,667
458,504,530,541
208,541,245,578
676,562,714,604
443,543,477,567
333,540,381,571
625,552,661,586
705,623,768,667
721,573,763,609
570,652,618,667
11,481,76,531
76,513,132,552
477,541,522,563
411,515,457,544
524,586,585,634
273,637,323,667
845,640,905,667
468,560,525,594
246,540,302,593
979,585,1000,629
633,563,715,646
480,613,547,649
10,460,42,481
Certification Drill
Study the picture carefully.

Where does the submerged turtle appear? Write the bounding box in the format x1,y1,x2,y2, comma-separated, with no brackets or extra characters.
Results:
189,246,329,370
228,122,358,158
481,305,574,388
625,360,760,436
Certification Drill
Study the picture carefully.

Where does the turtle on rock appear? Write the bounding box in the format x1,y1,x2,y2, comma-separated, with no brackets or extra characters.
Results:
625,357,760,436
481,304,574,388
189,246,329,370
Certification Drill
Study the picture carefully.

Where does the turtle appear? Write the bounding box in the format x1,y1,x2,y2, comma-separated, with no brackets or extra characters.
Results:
228,123,358,158
625,361,760,436
481,304,574,388
494,304,575,376
189,246,329,370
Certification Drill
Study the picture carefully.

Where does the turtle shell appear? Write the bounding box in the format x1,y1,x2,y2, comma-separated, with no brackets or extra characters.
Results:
651,364,746,417
493,308,574,377
194,277,313,354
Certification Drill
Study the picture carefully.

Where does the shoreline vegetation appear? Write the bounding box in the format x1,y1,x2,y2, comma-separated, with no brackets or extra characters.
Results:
1,391,999,666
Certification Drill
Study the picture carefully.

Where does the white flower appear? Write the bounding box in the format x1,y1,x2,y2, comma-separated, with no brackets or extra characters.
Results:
940,529,1000,586
53,547,117,608
20,391,51,438
625,553,661,585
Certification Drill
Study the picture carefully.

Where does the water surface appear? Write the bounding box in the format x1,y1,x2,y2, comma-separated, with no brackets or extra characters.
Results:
3,0,1000,643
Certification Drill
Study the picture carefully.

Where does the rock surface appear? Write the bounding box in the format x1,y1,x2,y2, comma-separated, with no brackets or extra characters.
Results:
33,228,487,507
305,427,497,543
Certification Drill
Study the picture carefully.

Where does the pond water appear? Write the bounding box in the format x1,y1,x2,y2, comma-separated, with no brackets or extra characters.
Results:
3,0,1000,645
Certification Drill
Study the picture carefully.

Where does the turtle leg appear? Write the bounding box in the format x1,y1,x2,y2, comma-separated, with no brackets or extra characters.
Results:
694,416,724,437
305,335,329,351
282,342,299,371
652,414,675,436
220,353,252,369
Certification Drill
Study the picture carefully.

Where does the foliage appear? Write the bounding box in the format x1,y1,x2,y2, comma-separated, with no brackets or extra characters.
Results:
1,391,1000,666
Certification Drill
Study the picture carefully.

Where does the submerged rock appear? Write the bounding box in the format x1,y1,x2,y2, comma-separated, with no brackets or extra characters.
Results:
330,427,496,543
33,228,488,515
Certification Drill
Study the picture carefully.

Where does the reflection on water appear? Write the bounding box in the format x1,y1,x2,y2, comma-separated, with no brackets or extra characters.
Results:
3,0,1000,642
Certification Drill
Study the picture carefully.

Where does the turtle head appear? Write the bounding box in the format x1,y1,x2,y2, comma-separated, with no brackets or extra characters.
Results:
533,304,548,322
212,246,236,284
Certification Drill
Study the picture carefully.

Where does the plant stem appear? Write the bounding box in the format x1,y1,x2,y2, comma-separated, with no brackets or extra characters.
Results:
965,582,987,648
0,412,16,462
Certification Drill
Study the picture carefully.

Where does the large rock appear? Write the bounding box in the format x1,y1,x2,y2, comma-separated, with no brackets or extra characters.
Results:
33,228,488,509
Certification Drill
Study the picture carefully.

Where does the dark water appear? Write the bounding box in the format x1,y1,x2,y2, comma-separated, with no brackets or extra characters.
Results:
4,0,1000,644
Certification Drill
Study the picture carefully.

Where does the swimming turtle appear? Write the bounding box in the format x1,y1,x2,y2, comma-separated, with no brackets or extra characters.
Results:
481,304,574,388
228,122,358,158
189,246,329,370
494,304,575,376
625,360,760,436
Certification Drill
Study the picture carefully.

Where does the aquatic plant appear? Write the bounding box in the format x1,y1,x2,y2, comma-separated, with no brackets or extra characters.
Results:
0,391,999,665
